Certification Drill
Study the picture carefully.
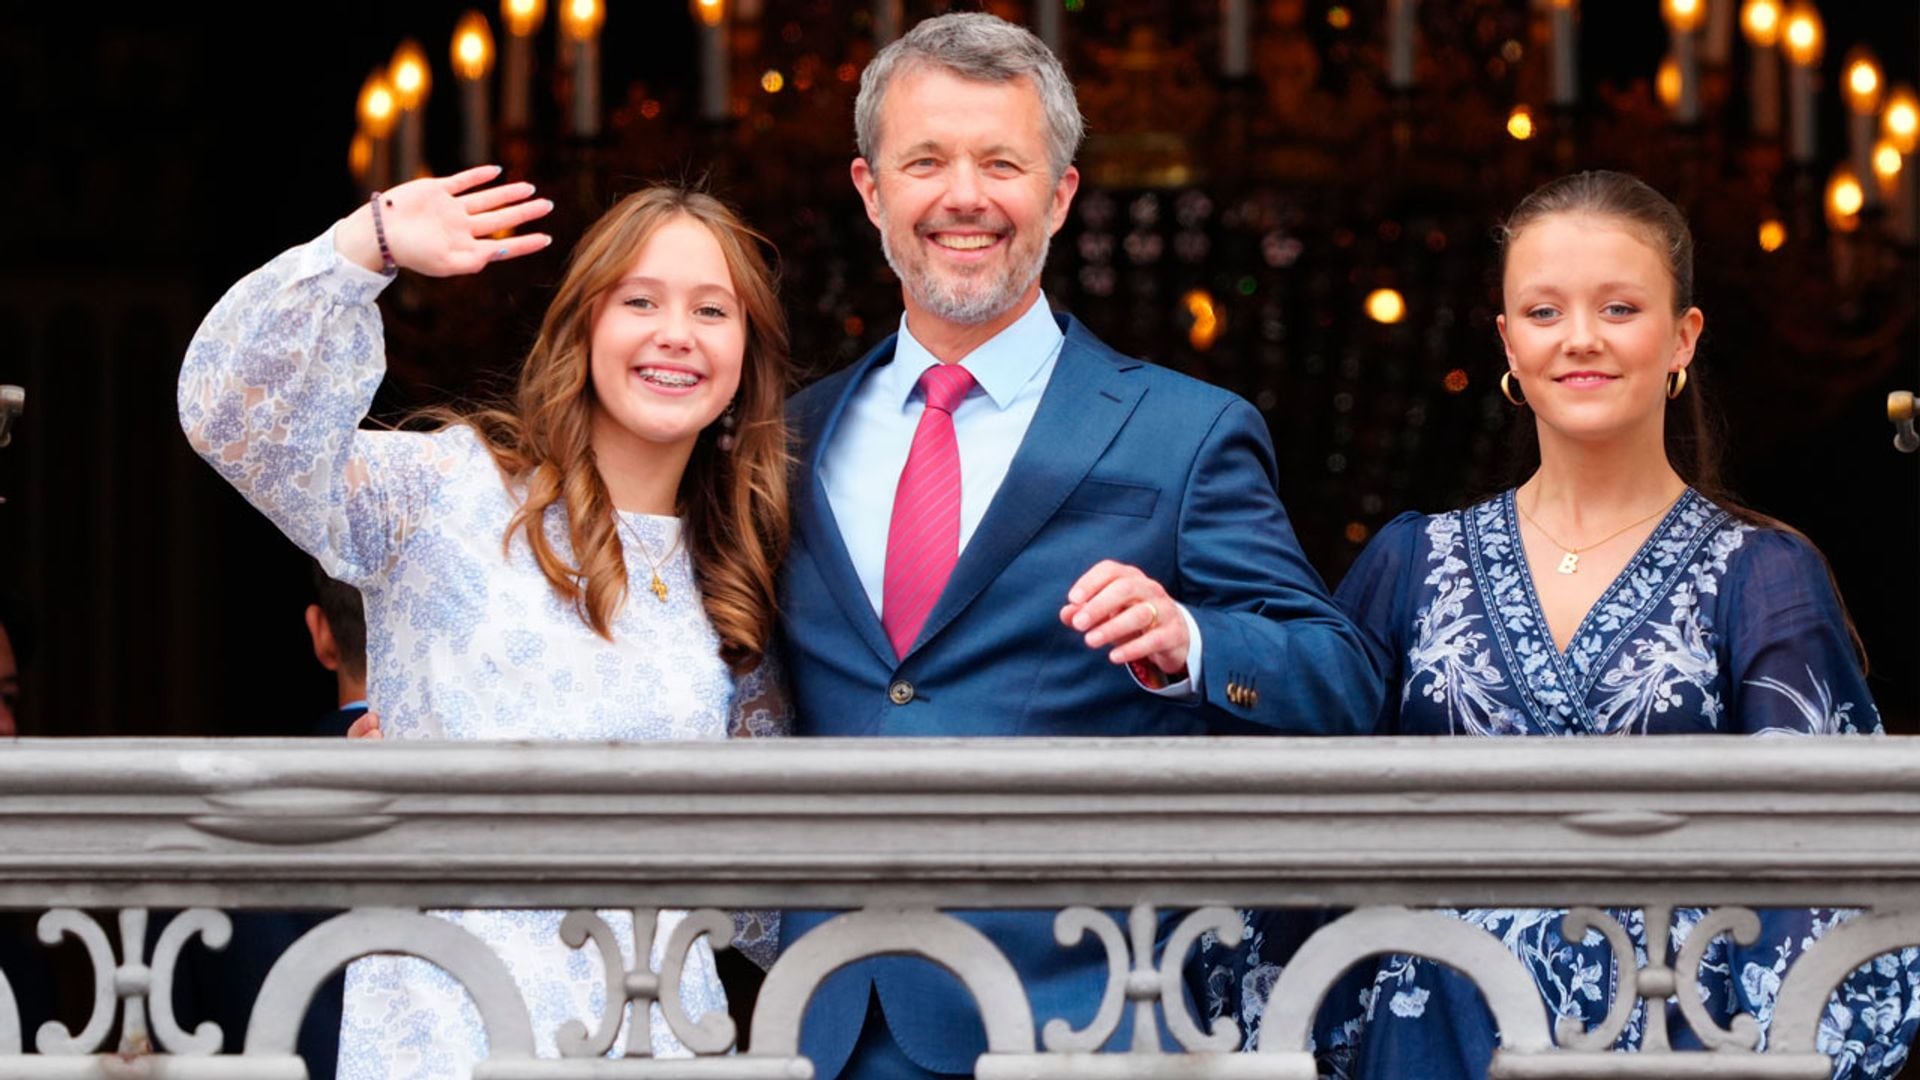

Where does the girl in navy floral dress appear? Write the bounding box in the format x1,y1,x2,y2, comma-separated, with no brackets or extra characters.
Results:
1199,171,1920,1078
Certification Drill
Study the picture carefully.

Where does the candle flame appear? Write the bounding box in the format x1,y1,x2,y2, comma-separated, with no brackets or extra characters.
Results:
1740,0,1780,46
358,71,398,137
1757,219,1786,251
1506,105,1535,141
1874,140,1904,191
1662,0,1706,32
1844,49,1882,113
1782,5,1821,67
1827,167,1864,230
502,0,546,36
1885,88,1920,154
693,0,725,27
1656,55,1682,110
1184,289,1222,350
1365,288,1406,325
390,40,432,108
563,0,604,39
453,12,495,80
349,131,373,185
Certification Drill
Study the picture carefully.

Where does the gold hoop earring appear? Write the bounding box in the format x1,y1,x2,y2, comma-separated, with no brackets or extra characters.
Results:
1666,369,1687,400
1500,371,1526,407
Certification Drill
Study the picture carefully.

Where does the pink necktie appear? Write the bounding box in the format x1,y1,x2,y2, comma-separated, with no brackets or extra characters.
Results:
881,363,977,659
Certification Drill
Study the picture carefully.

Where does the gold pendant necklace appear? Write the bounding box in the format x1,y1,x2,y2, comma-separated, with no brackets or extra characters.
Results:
616,513,682,602
1516,491,1678,575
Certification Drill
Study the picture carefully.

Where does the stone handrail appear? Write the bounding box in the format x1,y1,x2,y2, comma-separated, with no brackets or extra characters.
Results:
0,735,1912,1078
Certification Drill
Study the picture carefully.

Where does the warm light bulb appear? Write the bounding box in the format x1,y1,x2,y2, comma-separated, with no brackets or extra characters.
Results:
1740,0,1780,47
761,69,785,93
501,0,546,36
563,0,604,39
1758,219,1787,251
1782,4,1822,67
1365,288,1407,324
452,12,495,80
1506,106,1535,140
1656,55,1682,110
1844,49,1882,114
358,71,398,138
693,0,725,28
389,40,432,109
1885,87,1920,154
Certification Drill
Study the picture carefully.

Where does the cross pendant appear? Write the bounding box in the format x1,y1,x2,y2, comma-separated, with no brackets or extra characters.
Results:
650,572,669,602
1556,551,1580,575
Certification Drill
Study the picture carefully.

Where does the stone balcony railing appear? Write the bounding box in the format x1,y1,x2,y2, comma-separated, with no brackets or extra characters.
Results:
0,736,1916,1078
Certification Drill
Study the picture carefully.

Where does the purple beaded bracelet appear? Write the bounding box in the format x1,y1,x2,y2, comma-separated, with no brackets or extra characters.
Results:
367,191,398,276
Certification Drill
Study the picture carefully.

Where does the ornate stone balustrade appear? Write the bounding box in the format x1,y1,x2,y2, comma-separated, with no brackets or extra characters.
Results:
0,735,1915,1078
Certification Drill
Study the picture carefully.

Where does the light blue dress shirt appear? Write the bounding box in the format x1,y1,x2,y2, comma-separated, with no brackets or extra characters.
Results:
818,296,1201,693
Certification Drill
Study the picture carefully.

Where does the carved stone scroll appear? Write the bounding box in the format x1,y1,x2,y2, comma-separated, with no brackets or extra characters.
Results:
245,908,536,1060
1772,909,1920,1055
1255,907,1555,1056
749,908,1035,1058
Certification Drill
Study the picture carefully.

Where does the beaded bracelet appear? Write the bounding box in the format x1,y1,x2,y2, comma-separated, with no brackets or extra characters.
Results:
367,191,398,276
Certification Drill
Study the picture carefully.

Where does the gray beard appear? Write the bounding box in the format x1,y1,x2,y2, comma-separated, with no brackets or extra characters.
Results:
878,222,1047,327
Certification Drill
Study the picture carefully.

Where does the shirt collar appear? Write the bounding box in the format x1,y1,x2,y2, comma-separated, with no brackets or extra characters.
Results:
879,294,1064,412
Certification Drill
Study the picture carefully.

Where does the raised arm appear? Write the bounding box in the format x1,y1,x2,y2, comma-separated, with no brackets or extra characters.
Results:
177,167,552,584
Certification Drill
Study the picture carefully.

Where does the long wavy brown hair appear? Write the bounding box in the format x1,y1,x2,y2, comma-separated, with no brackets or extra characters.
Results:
447,187,790,672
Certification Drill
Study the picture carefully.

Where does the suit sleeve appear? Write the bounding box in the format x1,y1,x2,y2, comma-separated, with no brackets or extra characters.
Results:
1176,396,1384,734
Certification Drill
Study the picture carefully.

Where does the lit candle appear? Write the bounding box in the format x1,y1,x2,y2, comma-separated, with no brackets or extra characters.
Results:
873,0,902,47
1387,0,1416,91
1222,0,1249,79
1826,163,1862,289
1705,0,1735,65
500,0,545,131
389,40,431,182
1843,47,1882,208
1036,0,1062,56
1885,86,1920,244
694,0,728,123
452,12,495,167
1740,0,1781,138
356,70,397,192
563,0,604,138
1662,0,1705,125
1549,0,1578,108
1782,3,1822,166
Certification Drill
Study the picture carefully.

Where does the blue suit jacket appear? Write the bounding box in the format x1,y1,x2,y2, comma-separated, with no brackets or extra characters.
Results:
779,315,1381,1077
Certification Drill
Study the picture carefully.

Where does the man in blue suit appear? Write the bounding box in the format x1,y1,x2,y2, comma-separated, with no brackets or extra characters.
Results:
779,12,1382,1079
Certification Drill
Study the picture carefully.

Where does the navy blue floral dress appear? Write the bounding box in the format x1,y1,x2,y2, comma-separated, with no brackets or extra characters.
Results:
1197,489,1920,1079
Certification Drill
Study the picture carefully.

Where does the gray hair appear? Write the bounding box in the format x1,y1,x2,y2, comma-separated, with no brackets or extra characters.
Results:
854,12,1085,180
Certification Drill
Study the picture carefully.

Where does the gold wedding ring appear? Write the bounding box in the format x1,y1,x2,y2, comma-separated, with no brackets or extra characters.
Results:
1141,601,1160,629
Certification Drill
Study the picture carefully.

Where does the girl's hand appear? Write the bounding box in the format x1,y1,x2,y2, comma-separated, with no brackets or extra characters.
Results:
335,165,554,277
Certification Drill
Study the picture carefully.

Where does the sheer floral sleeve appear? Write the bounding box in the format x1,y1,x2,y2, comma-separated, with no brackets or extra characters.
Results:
176,227,461,587
727,650,790,969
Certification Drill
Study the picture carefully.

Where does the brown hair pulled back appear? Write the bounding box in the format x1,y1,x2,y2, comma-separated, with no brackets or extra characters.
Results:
1495,170,1863,665
436,187,790,673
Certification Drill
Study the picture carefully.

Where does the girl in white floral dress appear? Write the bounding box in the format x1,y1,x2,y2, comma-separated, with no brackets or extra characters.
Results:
178,168,790,1079
1198,171,1919,1078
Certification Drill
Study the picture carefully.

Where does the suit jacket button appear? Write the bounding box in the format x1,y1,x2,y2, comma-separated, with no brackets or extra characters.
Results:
888,680,915,705
1246,689,1260,707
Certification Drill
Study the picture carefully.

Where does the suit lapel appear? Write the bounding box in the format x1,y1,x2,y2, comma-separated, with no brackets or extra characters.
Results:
796,339,900,668
907,318,1144,657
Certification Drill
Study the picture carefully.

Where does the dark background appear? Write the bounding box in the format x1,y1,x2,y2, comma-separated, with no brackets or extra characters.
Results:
1,0,1915,737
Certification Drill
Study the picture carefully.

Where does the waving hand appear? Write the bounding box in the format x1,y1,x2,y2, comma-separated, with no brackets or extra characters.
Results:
335,165,554,277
